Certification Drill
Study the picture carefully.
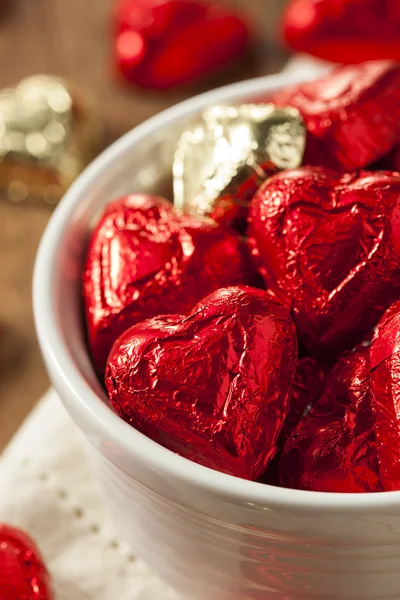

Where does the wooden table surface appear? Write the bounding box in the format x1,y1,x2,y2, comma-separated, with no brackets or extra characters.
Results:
0,0,289,450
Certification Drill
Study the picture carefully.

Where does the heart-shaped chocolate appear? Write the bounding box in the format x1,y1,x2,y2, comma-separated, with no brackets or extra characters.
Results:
0,524,53,599
268,61,400,171
279,346,382,493
83,194,255,373
370,300,400,491
114,0,250,89
105,286,297,480
283,0,400,64
248,167,400,359
0,75,101,206
173,103,306,232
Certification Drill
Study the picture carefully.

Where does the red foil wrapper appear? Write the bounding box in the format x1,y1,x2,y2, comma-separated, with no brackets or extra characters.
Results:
282,0,400,64
248,167,400,360
370,301,400,491
261,356,325,486
209,170,267,233
0,524,53,599
114,0,250,89
83,194,254,374
279,346,382,493
285,357,326,435
105,286,297,480
269,61,400,171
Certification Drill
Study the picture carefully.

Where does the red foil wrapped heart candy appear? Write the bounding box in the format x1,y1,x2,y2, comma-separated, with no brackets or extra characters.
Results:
261,356,325,486
83,194,253,373
282,0,400,64
279,346,382,493
114,0,250,89
105,286,297,480
370,300,400,491
249,167,400,360
0,524,53,599
269,61,400,171
285,357,326,435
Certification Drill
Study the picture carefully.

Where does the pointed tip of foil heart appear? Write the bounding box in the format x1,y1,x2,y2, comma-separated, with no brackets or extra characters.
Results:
105,285,297,480
248,166,400,361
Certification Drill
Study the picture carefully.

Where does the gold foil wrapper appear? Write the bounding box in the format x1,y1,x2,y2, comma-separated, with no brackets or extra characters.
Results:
0,75,102,206
173,103,306,228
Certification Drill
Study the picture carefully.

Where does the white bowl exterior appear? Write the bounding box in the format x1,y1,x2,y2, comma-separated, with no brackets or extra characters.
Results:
34,70,400,600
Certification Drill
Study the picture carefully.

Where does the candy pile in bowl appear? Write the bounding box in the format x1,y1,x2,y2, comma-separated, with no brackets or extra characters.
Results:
83,60,400,493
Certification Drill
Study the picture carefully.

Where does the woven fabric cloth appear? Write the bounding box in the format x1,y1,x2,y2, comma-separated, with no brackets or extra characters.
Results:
0,390,181,600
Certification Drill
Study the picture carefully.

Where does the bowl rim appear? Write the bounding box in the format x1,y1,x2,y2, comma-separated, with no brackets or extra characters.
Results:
34,69,400,513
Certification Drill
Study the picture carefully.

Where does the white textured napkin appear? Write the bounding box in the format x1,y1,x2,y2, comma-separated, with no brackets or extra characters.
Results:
0,55,330,599
0,390,181,600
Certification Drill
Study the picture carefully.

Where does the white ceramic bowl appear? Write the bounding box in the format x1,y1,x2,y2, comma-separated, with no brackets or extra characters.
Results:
33,71,400,600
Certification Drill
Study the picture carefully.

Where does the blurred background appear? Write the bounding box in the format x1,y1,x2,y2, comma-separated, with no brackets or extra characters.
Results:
0,0,291,451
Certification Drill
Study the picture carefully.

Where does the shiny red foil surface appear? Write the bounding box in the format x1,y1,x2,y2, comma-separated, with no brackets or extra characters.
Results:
0,524,53,600
105,286,297,480
261,356,325,486
285,357,326,435
269,61,400,171
248,167,400,360
114,0,250,89
83,194,253,373
209,167,273,235
370,301,400,491
279,346,382,493
282,0,400,64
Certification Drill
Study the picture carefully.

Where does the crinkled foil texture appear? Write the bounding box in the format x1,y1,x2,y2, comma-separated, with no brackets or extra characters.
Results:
280,301,400,493
279,346,382,493
173,104,306,231
285,357,326,435
261,356,326,486
268,61,400,171
370,300,400,491
85,61,400,492
105,286,297,480
248,167,400,360
83,195,254,372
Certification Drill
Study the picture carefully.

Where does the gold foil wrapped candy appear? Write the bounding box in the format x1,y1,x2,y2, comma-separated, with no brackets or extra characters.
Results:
0,75,102,206
173,103,306,230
